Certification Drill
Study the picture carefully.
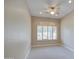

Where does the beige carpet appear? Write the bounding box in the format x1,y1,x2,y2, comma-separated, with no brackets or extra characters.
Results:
28,46,74,59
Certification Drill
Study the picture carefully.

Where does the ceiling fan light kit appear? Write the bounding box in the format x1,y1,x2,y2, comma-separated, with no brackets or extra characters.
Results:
40,4,60,16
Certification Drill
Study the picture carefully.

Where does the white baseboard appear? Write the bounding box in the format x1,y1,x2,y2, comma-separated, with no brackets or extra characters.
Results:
32,43,62,48
63,44,74,52
25,48,31,59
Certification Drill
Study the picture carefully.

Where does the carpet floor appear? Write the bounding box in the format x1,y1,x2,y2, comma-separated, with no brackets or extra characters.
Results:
28,46,74,59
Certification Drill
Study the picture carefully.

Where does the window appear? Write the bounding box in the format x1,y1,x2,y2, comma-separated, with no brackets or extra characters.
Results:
37,26,42,40
37,25,57,40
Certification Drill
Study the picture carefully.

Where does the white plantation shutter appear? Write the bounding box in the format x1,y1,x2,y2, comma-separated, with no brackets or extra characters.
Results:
37,25,57,40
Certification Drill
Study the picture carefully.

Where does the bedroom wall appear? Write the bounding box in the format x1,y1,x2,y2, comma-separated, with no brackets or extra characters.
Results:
61,11,74,52
4,0,31,59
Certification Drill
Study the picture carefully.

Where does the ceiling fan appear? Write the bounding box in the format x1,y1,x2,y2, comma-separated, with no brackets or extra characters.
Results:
43,5,60,15
40,0,63,16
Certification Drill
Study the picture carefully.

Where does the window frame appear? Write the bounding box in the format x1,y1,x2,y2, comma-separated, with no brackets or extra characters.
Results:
36,25,58,41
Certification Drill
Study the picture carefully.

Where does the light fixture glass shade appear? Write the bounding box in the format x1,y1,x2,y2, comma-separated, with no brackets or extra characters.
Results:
50,11,55,15
40,12,42,14
69,0,72,3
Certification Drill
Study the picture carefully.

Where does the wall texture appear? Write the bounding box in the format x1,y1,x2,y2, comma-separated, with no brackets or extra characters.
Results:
61,12,74,52
4,0,31,59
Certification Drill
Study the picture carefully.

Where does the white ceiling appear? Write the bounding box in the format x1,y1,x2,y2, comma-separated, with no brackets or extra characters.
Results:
26,0,74,19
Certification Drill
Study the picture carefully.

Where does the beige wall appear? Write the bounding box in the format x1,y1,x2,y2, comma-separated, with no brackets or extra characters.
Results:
4,0,31,59
31,16,62,47
61,11,74,51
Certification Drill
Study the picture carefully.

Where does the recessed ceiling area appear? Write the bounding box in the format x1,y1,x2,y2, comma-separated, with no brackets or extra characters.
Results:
27,0,74,19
